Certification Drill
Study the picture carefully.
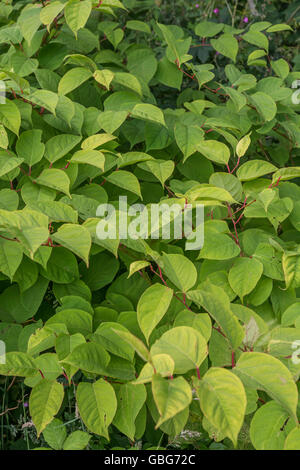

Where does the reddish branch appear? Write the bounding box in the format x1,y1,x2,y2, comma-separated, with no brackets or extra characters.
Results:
150,264,192,311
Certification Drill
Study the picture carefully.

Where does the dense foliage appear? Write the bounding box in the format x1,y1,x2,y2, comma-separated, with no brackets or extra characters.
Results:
0,0,300,451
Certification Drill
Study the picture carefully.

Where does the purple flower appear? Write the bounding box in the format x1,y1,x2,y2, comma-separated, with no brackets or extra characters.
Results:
195,3,199,7
23,402,29,408
213,8,219,14
243,16,249,23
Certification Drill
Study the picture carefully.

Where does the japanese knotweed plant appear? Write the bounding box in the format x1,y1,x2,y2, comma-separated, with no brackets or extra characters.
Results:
0,0,300,451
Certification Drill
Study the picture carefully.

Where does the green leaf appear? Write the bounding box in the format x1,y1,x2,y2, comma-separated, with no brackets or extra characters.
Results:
243,30,269,51
0,154,23,178
128,261,150,278
267,24,293,33
236,160,277,181
138,159,174,186
281,303,300,327
43,418,67,450
40,2,65,30
197,140,230,165
195,21,224,38
134,354,175,384
267,327,300,357
271,59,290,80
92,322,134,362
34,201,78,224
161,253,197,293
64,0,92,37
81,133,116,150
106,170,142,199
157,23,181,66
76,379,117,439
126,20,151,34
29,380,64,436
70,149,105,171
0,351,38,377
187,283,244,350
52,224,91,265
112,329,151,362
211,34,238,62
284,428,300,450
209,172,242,201
45,134,81,164
0,100,21,135
131,104,166,127
0,209,49,255
63,341,110,375
58,67,93,95
156,57,183,89
18,5,42,45
174,122,204,162
194,367,246,446
46,309,92,336
137,284,173,343
272,167,300,182
152,374,192,428
236,133,251,158
16,130,45,167
282,252,300,289
235,352,298,422
40,248,79,284
0,124,8,149
151,326,207,374
0,237,23,280
186,183,237,204
222,86,246,112
62,430,91,450
199,232,240,260
249,92,277,122
98,110,128,134
112,383,146,440
113,72,142,97
93,69,114,90
35,169,71,197
27,90,58,115
228,257,263,301
250,401,294,450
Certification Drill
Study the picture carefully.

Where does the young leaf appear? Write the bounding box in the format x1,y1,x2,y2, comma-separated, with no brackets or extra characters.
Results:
235,352,298,422
194,367,247,446
228,257,263,301
29,380,64,436
76,379,117,439
151,326,207,374
137,283,173,343
35,169,71,197
152,374,192,428
112,383,146,440
52,224,91,265
16,130,45,166
64,0,92,37
161,253,197,293
211,34,238,62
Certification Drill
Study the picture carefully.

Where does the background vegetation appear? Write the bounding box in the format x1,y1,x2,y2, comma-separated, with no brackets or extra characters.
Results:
0,0,299,451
